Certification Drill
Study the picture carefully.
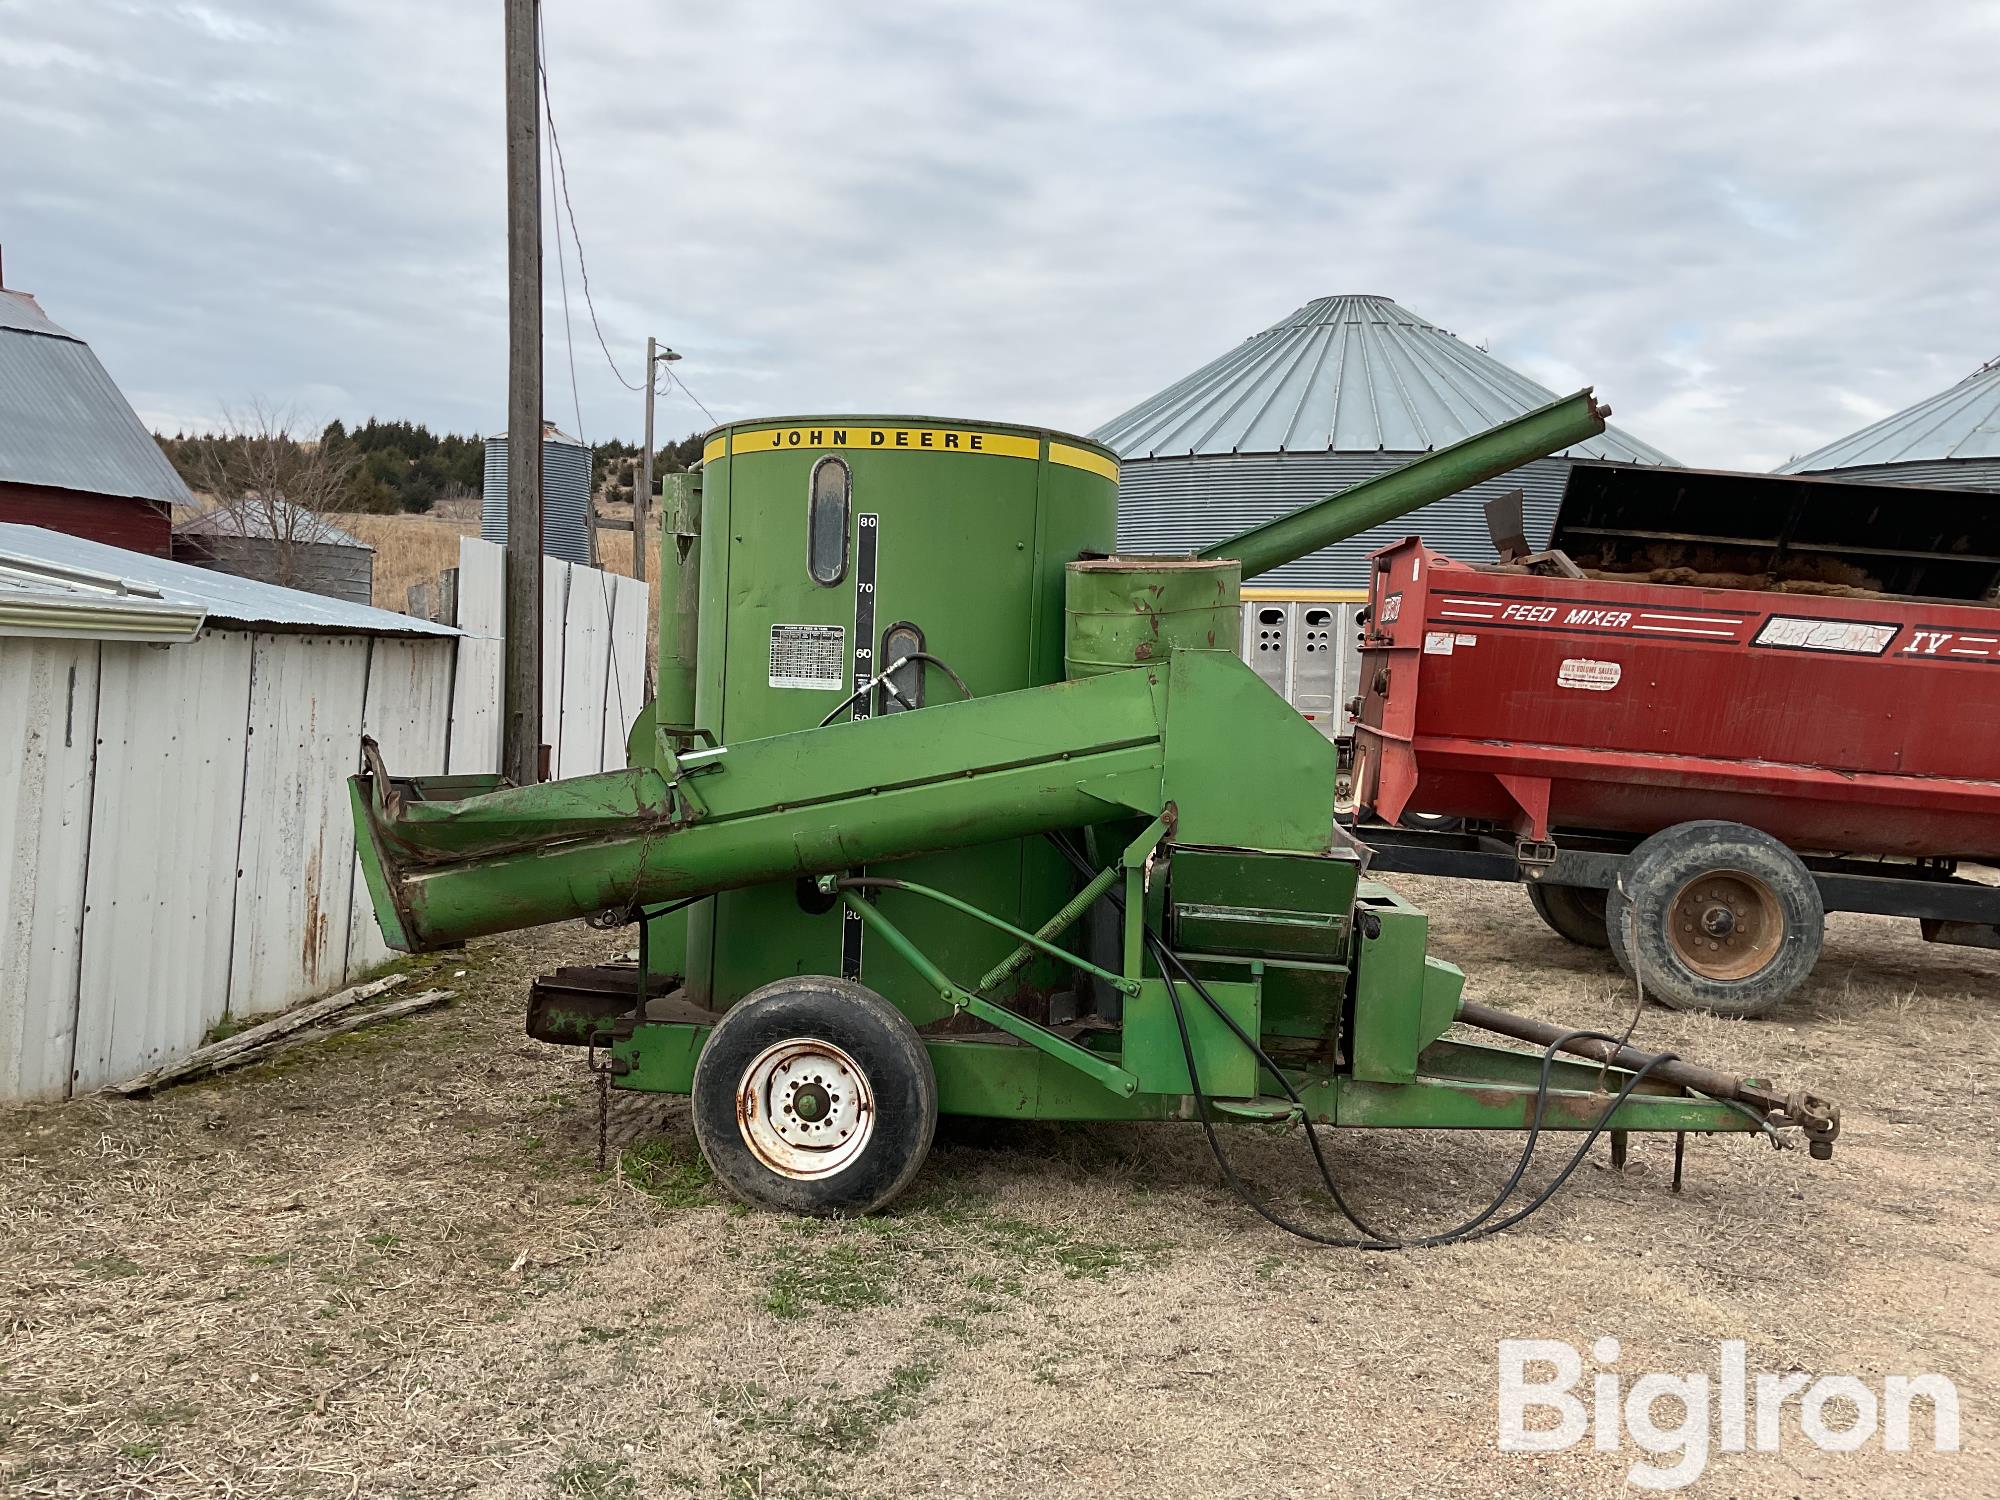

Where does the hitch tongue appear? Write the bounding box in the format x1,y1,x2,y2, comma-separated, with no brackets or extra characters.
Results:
1454,999,1841,1158
1772,1089,1841,1159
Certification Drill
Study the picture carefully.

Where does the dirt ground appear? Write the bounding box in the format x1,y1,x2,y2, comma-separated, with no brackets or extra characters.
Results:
4,876,1995,1498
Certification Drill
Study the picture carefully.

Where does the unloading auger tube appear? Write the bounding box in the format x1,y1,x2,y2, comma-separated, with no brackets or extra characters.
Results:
1201,387,1612,578
351,661,1185,951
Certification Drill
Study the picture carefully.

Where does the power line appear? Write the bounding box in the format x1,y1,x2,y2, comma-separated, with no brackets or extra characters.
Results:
541,41,586,444
536,35,644,393
536,18,721,434
661,364,717,425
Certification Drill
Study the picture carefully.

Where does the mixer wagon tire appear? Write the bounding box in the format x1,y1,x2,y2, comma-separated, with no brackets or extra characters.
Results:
1524,881,1611,949
692,976,937,1216
1398,810,1465,834
1603,821,1823,1019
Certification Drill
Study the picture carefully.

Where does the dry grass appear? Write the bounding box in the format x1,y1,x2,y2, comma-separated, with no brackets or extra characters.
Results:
3,882,1996,1497
343,497,661,627
342,511,469,614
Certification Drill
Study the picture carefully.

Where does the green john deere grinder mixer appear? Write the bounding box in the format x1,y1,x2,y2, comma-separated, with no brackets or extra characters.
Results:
352,390,1838,1230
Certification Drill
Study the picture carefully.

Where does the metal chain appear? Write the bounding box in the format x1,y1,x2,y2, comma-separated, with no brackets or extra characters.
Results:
597,1055,610,1173
1595,873,1648,1096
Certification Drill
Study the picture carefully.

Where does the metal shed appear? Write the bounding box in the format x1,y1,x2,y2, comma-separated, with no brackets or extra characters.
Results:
0,525,459,1101
173,498,377,606
1094,294,1676,738
0,286,192,556
1777,355,2000,491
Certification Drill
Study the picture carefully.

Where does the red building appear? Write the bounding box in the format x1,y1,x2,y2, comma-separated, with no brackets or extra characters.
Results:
0,284,189,555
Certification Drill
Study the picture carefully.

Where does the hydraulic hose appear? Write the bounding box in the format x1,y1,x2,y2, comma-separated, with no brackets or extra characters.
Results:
816,651,975,728
1155,934,1677,1251
1043,832,1701,1250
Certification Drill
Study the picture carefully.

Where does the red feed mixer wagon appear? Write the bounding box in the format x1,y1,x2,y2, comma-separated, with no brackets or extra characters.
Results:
1350,459,2000,1018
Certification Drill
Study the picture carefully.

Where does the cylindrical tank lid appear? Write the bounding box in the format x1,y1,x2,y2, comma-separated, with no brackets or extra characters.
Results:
698,415,1119,479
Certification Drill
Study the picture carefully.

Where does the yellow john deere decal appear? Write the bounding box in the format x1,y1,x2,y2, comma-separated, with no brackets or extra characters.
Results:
729,424,1040,461
702,434,727,465
1049,441,1118,482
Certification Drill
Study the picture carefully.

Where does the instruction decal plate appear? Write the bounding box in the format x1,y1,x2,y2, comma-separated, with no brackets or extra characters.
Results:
769,623,847,690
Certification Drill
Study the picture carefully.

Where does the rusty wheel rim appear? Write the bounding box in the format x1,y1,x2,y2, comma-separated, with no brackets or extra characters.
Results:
1665,871,1782,981
737,1039,875,1181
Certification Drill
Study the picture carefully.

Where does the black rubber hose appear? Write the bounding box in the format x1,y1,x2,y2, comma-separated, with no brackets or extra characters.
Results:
1155,933,1677,1249
815,651,973,728
907,651,973,701
1043,831,1681,1249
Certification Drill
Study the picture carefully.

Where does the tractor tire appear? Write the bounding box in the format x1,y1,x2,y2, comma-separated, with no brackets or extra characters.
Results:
1524,881,1612,949
692,975,937,1216
1603,821,1823,1019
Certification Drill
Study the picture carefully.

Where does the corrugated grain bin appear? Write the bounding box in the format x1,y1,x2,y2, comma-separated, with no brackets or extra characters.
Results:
481,422,593,564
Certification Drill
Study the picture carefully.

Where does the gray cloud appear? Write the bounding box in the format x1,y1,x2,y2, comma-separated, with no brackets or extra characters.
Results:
3,0,1995,467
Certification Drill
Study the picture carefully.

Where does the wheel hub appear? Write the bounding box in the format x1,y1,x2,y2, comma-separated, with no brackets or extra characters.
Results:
737,1039,875,1180
1668,871,1781,981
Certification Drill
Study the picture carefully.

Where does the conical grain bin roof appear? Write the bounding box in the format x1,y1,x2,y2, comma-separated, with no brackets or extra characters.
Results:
1778,355,2000,490
1097,294,1672,463
1096,294,1675,588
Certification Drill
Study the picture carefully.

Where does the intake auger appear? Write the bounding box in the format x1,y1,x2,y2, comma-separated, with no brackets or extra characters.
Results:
353,393,1838,1229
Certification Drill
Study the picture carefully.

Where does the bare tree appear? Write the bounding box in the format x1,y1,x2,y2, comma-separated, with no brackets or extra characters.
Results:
182,400,353,591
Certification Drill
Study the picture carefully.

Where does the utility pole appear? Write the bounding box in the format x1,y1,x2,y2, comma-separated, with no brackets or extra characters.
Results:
636,335,654,584
502,0,543,786
635,341,682,586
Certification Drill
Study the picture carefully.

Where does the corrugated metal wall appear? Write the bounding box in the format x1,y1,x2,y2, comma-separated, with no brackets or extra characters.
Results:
1114,453,1575,588
480,434,595,565
2,544,661,1101
450,537,649,780
231,634,374,1010
75,632,256,1087
0,629,459,1098
449,540,505,774
0,637,99,1099
346,637,457,974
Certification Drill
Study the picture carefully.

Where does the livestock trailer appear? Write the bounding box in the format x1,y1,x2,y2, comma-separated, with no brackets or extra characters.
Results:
1239,588,1369,743
1350,461,2000,1017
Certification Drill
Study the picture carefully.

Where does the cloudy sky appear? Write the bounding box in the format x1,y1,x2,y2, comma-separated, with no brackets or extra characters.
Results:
4,1,1997,469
